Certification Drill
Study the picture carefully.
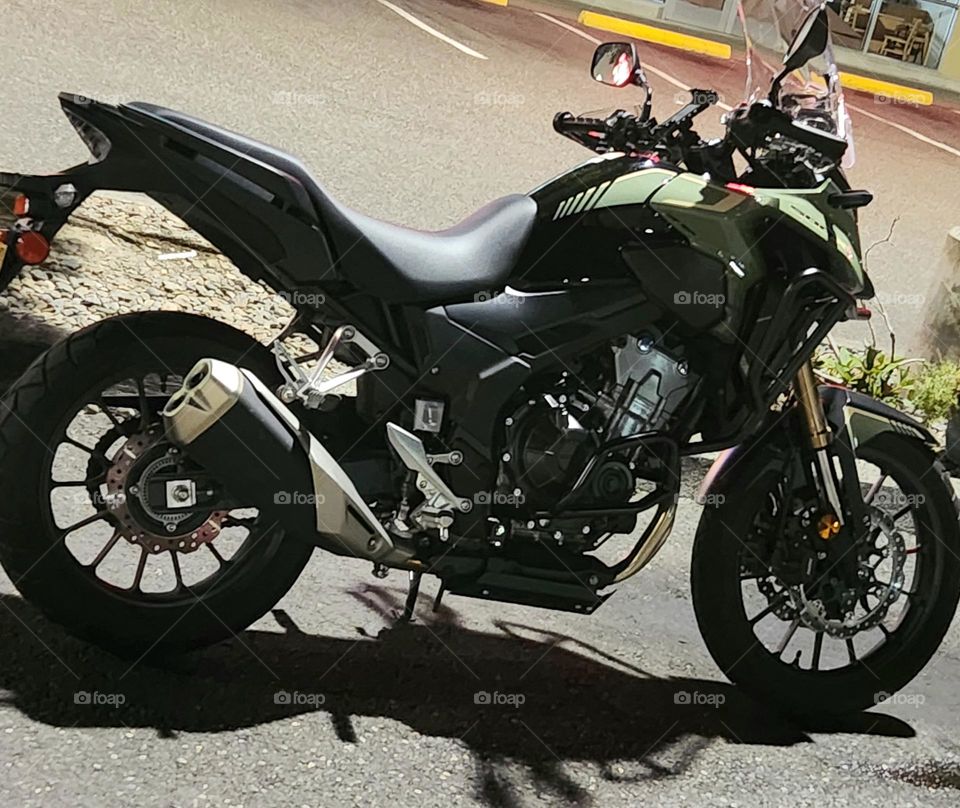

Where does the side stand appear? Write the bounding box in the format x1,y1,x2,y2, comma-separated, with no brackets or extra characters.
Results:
398,570,423,623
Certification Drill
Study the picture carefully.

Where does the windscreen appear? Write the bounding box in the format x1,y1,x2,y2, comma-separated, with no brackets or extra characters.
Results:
739,0,854,166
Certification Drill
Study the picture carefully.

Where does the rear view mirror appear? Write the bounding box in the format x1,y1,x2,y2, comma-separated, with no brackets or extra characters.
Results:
591,42,640,88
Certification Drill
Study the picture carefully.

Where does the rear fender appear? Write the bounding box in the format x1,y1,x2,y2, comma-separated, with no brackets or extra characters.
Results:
2,93,335,294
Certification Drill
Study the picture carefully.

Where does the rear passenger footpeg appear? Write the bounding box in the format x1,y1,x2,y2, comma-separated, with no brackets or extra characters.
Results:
272,323,389,409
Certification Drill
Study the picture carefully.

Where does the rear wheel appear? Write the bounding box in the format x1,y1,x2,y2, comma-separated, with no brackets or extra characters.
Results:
691,432,960,717
0,311,314,656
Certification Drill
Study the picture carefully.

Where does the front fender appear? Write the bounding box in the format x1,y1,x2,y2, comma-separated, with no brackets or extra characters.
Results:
697,385,934,503
819,384,934,449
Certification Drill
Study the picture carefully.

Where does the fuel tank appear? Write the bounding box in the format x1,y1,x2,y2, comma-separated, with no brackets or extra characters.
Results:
512,154,751,336
510,154,865,336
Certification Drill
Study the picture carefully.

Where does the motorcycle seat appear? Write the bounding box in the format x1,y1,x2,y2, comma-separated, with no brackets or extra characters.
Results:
125,103,538,305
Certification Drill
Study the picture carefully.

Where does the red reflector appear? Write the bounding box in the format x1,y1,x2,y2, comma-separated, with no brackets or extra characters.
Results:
725,182,755,196
12,194,29,216
856,306,872,320
15,231,50,265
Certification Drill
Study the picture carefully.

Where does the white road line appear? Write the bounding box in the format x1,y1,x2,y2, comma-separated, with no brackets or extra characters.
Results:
848,103,960,160
375,0,487,60
535,11,732,111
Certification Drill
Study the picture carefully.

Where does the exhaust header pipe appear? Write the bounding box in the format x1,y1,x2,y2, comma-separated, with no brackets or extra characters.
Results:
162,358,410,566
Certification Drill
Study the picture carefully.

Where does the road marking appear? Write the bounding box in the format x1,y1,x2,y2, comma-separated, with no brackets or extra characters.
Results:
375,0,488,60
535,12,732,111
849,103,960,160
578,10,731,59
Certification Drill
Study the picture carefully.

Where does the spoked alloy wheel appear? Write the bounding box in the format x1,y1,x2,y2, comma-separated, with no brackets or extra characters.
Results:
691,432,960,717
0,312,313,656
51,371,264,599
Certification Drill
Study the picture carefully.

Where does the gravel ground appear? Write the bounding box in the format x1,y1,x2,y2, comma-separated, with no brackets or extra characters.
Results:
1,193,294,387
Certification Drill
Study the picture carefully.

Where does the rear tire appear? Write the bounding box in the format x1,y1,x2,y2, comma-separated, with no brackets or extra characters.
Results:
0,311,314,657
691,432,960,717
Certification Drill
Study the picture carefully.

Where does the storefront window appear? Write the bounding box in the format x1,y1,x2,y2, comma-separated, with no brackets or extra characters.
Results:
836,0,959,68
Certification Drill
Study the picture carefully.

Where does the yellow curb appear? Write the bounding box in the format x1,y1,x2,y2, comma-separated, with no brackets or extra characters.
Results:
479,0,509,5
839,72,933,106
578,10,731,59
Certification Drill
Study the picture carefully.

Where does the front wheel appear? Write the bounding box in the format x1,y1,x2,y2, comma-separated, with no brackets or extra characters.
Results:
0,311,314,657
691,432,960,717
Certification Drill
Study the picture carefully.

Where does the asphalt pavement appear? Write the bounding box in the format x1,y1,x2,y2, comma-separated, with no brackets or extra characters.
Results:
2,1,960,806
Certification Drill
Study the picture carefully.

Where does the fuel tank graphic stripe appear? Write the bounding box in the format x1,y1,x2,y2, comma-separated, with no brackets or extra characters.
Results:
583,180,613,211
574,183,602,213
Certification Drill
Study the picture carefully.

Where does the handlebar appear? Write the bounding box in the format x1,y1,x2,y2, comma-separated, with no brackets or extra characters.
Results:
555,94,847,185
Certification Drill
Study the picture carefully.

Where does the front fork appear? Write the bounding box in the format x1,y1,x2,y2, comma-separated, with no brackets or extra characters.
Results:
794,361,846,532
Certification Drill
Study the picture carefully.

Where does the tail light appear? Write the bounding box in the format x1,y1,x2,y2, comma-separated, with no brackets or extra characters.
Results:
15,231,50,265
12,194,29,216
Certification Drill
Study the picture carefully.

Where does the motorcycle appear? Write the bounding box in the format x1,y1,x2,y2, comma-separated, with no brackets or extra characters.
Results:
0,1,956,717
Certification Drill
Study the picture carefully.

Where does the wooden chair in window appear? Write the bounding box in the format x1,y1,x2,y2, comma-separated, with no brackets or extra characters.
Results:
907,21,934,64
880,18,925,61
844,1,872,33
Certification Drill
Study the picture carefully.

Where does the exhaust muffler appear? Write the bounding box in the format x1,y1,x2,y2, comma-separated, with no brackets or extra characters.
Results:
162,358,409,565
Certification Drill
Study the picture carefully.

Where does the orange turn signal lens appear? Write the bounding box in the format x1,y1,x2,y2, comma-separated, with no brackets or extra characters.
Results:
15,231,50,265
12,194,29,216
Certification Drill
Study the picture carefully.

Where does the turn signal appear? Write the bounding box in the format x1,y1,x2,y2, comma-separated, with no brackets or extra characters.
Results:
15,231,50,265
12,194,29,216
817,514,841,540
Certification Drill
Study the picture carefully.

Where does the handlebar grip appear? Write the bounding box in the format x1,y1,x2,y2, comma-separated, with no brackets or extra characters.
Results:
553,111,607,133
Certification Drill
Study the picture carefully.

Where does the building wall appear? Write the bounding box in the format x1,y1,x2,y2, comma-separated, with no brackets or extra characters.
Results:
940,16,960,77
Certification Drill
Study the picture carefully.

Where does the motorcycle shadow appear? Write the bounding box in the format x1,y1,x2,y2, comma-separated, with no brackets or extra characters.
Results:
0,588,915,802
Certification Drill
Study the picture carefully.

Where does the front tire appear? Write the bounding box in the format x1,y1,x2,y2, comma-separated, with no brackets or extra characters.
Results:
691,432,960,717
0,311,314,657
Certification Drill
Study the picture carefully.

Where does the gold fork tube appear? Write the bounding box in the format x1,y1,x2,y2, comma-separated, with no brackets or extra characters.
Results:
795,361,832,450
795,360,845,524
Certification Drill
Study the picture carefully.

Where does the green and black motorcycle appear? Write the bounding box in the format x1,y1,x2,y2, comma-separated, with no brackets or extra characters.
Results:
0,0,956,717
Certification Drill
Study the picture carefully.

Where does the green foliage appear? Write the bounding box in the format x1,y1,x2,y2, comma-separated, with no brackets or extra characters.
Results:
816,345,914,404
908,360,960,422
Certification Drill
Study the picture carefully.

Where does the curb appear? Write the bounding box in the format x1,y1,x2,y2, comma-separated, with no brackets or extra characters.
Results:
838,72,932,106
480,0,941,105
578,10,731,59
